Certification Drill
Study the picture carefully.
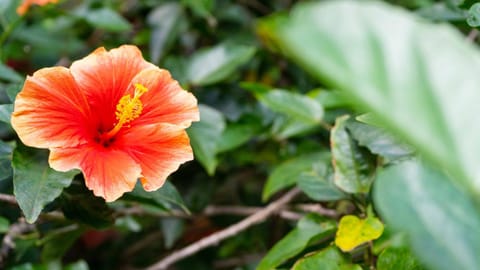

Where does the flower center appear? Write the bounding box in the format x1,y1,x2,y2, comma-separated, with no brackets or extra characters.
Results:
103,83,149,139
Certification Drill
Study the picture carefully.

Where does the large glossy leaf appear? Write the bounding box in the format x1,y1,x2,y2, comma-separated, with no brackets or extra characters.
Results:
262,152,330,201
260,0,480,193
331,115,376,193
256,214,336,270
187,104,225,175
12,146,78,223
186,42,255,86
292,246,362,270
374,161,480,270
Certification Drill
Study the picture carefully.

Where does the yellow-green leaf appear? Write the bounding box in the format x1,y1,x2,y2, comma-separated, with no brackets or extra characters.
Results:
335,215,384,252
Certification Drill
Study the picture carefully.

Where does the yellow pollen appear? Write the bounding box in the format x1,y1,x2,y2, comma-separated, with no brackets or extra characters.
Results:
104,83,148,138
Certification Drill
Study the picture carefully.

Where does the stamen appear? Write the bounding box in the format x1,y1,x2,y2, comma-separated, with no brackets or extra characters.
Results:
104,83,148,139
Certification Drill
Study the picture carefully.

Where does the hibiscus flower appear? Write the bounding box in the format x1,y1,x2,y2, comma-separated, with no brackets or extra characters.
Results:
11,45,199,202
17,0,59,15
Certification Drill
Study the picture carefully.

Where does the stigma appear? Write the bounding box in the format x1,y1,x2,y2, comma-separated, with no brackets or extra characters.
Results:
104,83,149,139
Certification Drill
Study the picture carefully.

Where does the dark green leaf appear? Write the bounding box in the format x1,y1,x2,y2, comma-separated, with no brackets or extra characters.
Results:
13,146,78,223
0,140,13,181
374,161,480,270
39,225,84,262
298,172,346,202
292,246,362,270
186,43,255,86
377,247,425,270
60,180,114,229
127,181,189,213
187,104,225,175
0,104,13,124
257,214,336,270
161,218,184,249
347,120,414,161
182,0,214,18
263,152,330,201
331,115,376,193
0,62,22,83
64,261,89,270
147,2,185,64
217,120,261,153
83,8,131,32
254,89,324,124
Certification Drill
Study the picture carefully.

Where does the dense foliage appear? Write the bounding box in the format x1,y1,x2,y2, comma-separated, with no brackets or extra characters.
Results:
1,0,480,269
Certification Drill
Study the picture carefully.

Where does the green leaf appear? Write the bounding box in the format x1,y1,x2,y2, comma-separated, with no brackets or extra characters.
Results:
182,0,214,18
0,104,13,124
161,218,185,249
187,104,225,175
254,89,324,124
262,152,330,201
127,181,189,213
217,120,261,153
64,261,89,270
346,120,414,161
0,62,22,83
60,179,114,229
12,146,78,223
83,8,131,32
377,247,425,270
261,0,480,193
39,225,84,262
0,216,10,233
467,3,480,27
0,140,13,181
147,2,184,63
331,115,376,193
186,42,255,86
292,246,362,270
297,172,346,202
256,214,336,270
374,161,480,270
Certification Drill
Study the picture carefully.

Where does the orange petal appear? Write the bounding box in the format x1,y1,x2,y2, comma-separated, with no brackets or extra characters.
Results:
17,0,59,15
117,123,194,191
127,68,199,129
49,144,141,202
11,67,92,149
70,45,155,131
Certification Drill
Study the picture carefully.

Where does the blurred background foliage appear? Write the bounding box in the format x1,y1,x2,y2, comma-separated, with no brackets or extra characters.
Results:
1,0,480,269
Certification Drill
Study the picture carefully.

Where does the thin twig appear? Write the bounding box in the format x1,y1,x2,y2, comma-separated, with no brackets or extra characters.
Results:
0,194,17,205
295,204,339,218
0,218,35,268
145,188,301,270
467,29,479,42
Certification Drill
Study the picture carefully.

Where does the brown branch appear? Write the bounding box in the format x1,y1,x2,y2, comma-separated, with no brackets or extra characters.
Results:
0,218,35,268
145,188,301,270
467,29,479,42
0,194,16,205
